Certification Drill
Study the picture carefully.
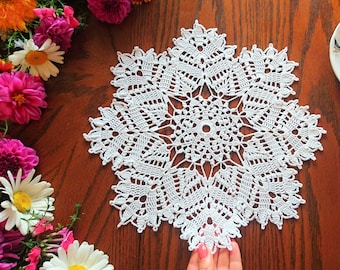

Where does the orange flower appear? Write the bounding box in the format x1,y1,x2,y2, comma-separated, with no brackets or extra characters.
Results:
0,59,13,73
0,0,37,31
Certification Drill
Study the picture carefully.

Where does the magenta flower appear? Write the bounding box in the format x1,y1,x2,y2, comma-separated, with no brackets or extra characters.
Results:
0,221,24,269
63,5,80,28
0,71,47,124
87,0,131,24
33,7,56,20
32,218,54,237
59,228,74,250
45,228,74,254
25,246,41,270
0,138,39,178
33,16,74,52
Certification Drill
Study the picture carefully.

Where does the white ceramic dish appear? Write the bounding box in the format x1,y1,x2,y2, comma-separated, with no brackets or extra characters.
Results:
329,23,340,81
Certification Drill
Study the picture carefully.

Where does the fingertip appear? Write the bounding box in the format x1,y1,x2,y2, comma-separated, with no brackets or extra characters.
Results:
197,244,215,270
198,243,209,259
231,239,240,250
216,247,229,268
230,240,243,269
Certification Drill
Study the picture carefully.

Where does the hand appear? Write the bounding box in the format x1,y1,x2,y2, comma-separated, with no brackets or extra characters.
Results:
186,241,243,270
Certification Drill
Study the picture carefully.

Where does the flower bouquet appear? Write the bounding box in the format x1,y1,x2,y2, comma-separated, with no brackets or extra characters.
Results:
0,0,115,269
0,0,152,268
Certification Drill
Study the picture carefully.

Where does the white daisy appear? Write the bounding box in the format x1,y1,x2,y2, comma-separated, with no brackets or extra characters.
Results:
41,240,114,270
0,169,55,235
8,38,65,81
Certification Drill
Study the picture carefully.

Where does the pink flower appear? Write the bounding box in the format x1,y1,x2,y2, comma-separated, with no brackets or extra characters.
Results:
87,0,132,24
32,218,53,236
45,228,74,254
0,221,24,269
59,228,74,250
63,5,80,28
33,16,75,52
25,247,41,270
33,7,56,20
0,71,47,124
0,138,39,178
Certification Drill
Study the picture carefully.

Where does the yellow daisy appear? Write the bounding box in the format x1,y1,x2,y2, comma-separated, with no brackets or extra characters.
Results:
0,169,55,235
0,0,36,31
8,39,65,81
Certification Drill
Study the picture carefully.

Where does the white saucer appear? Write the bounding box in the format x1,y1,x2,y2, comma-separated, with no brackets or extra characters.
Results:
329,23,340,81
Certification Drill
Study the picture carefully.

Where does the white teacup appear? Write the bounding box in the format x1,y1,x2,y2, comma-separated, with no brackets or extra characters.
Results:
329,23,340,81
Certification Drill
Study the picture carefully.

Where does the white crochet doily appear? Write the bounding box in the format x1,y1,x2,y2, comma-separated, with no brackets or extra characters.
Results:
84,21,326,252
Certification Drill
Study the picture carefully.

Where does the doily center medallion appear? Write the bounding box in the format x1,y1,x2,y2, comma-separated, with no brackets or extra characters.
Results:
84,21,326,252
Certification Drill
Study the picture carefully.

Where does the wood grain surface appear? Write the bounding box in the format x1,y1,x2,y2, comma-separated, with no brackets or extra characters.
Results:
9,1,340,269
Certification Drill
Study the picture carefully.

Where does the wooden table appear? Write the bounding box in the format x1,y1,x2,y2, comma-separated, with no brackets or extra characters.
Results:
9,1,340,269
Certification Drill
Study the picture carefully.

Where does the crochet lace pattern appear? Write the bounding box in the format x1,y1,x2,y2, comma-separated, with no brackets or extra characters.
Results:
84,21,326,252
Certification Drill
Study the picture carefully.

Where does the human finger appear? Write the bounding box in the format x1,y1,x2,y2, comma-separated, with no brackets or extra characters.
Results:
187,250,199,270
198,243,214,270
216,248,229,270
229,241,243,270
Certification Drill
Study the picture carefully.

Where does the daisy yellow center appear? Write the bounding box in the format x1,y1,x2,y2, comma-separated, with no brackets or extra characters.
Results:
12,93,26,106
13,191,31,213
25,50,48,65
69,265,87,270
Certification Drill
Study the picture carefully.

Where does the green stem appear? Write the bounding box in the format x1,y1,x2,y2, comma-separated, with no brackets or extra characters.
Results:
68,203,82,230
0,120,9,138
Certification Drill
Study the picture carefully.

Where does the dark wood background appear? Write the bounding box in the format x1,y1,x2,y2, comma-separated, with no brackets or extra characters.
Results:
9,1,340,269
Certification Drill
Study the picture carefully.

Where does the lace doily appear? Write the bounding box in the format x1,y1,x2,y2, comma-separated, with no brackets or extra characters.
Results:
84,21,326,252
